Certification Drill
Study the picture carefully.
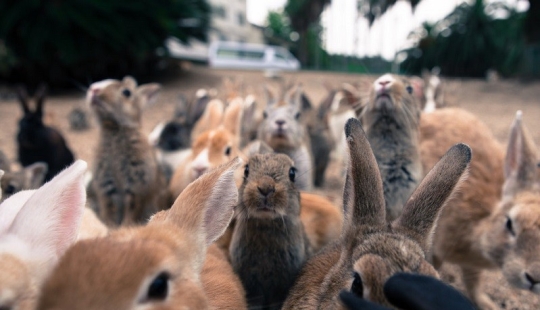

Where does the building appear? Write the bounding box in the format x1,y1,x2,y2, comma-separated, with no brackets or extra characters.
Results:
167,0,264,61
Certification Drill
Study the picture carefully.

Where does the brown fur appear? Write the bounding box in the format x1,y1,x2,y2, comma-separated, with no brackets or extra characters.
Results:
300,192,343,252
0,162,47,202
283,118,471,309
39,159,247,310
230,153,311,310
88,76,170,227
430,110,540,310
359,74,422,221
169,100,243,198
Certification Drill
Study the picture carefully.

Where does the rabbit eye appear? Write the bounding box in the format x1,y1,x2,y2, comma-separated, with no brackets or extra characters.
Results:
244,165,249,178
4,184,17,195
289,167,296,182
225,146,231,156
263,111,268,119
295,112,301,120
122,89,131,98
351,272,363,297
406,85,413,94
146,272,169,301
506,216,515,236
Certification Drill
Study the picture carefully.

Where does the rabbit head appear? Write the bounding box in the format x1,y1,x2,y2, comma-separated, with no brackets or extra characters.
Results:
361,74,421,131
187,99,243,180
238,153,300,220
318,118,470,308
39,159,242,310
0,162,48,202
16,85,48,148
0,160,87,310
481,111,540,294
258,85,305,151
87,76,160,129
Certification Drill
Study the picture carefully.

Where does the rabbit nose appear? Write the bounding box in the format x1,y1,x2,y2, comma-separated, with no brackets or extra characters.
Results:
379,80,390,87
275,120,286,127
193,166,207,177
258,184,275,197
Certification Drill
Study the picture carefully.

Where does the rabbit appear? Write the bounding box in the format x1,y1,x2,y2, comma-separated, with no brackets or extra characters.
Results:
16,85,75,182
38,159,248,310
0,170,3,200
282,118,471,309
430,110,540,310
0,160,88,310
68,106,91,131
358,74,423,221
87,76,170,227
230,152,311,310
339,273,475,310
0,150,10,172
148,89,214,172
169,98,243,198
257,85,313,191
0,162,47,202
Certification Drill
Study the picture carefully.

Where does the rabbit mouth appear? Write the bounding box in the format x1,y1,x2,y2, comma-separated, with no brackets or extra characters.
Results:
374,94,394,112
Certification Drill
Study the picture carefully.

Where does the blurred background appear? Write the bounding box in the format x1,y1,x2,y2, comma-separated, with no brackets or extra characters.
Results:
0,0,538,88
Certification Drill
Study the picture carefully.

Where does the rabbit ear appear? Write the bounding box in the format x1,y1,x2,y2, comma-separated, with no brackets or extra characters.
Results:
343,118,386,231
503,111,539,198
136,83,161,108
174,94,188,120
339,291,391,310
383,273,475,310
35,84,48,116
285,84,303,111
393,143,471,252
122,76,137,88
16,86,30,114
0,170,3,200
189,90,211,124
222,98,244,137
24,162,48,188
164,158,242,246
6,160,87,265
263,85,276,106
242,140,274,158
192,99,225,140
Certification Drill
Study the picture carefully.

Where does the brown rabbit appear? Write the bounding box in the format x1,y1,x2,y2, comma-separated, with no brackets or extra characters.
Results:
359,74,423,221
431,111,540,310
282,118,471,309
39,159,247,310
169,99,243,198
0,162,47,202
230,152,311,310
87,77,170,226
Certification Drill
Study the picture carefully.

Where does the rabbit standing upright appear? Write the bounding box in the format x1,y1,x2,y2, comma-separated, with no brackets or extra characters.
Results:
257,85,313,191
230,152,311,310
16,85,75,182
283,118,471,309
88,76,170,226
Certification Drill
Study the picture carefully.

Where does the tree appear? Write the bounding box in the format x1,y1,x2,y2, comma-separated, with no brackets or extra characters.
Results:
0,0,210,87
284,0,331,66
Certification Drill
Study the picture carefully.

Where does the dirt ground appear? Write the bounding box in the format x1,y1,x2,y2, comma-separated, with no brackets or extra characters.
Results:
1,65,540,309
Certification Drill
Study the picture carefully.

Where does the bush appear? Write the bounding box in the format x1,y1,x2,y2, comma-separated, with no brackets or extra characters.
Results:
0,0,210,87
400,0,525,78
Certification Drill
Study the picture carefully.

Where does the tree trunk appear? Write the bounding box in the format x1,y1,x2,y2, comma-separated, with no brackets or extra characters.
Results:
525,0,540,44
298,29,309,67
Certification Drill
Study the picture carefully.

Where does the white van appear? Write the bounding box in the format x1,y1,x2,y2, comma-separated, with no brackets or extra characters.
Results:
208,41,300,71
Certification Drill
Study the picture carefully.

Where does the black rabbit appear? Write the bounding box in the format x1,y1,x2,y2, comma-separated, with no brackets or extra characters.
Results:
16,85,75,182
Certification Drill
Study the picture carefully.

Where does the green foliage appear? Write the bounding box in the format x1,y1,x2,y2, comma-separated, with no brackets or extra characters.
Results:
266,11,294,44
0,0,210,87
400,0,526,77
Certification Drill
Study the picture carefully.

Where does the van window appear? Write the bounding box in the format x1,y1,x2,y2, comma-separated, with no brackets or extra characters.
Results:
216,48,265,60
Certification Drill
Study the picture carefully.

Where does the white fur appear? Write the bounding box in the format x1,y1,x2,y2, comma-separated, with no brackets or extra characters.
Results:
160,149,192,171
196,88,208,98
374,74,395,94
191,148,210,178
86,79,116,103
148,122,166,147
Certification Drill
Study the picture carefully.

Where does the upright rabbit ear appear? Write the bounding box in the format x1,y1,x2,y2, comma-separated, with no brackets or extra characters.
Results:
164,158,242,246
393,143,471,252
343,118,386,233
383,273,475,310
16,86,30,114
241,140,274,159
191,99,225,140
263,85,276,106
35,83,48,116
222,98,244,137
189,89,211,124
136,83,161,108
24,162,48,188
503,111,539,198
6,160,87,265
